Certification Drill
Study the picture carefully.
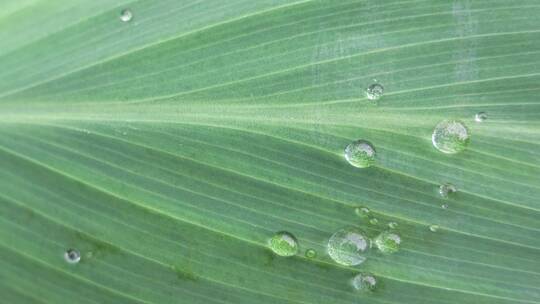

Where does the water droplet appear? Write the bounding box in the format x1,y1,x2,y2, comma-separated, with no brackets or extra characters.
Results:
354,206,370,218
388,222,398,229
366,83,384,101
305,249,317,259
344,140,376,168
327,227,370,266
120,9,133,22
432,120,470,154
268,232,298,257
374,231,401,254
429,225,439,232
369,218,379,225
439,183,457,198
352,273,377,291
475,112,487,122
64,249,81,264
441,203,449,209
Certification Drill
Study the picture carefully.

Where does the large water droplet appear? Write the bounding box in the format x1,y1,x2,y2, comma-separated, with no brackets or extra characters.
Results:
120,9,133,22
366,83,384,101
439,183,457,198
327,227,370,266
352,273,377,291
374,231,401,254
475,112,487,122
269,232,298,257
344,140,376,168
64,249,81,264
429,225,439,232
305,249,317,259
432,120,470,154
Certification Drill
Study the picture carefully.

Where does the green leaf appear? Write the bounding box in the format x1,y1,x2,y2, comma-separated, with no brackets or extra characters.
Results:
1,1,539,303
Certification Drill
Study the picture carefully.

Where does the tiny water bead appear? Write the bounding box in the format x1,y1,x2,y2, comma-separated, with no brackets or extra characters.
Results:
305,249,317,259
439,183,457,198
352,273,377,292
369,218,379,225
269,232,298,257
429,225,440,232
388,222,398,229
475,112,488,122
366,83,384,101
441,203,449,209
354,206,370,218
64,249,81,264
374,231,401,254
344,140,376,168
120,9,133,22
432,120,470,154
327,227,370,266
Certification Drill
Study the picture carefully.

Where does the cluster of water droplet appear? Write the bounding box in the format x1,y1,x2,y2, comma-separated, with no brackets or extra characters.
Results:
56,42,484,292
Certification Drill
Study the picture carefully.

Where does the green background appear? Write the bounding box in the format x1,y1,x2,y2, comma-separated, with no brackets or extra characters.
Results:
1,1,539,303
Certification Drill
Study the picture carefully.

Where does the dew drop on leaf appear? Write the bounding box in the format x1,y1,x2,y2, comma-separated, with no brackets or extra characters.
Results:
475,112,487,122
64,248,81,264
441,203,449,209
374,231,401,254
429,224,440,232
354,206,370,218
352,273,377,291
366,83,384,101
369,218,379,225
439,183,457,198
388,222,398,229
327,227,370,266
432,120,470,154
344,140,376,168
305,249,317,258
120,9,133,22
268,232,298,257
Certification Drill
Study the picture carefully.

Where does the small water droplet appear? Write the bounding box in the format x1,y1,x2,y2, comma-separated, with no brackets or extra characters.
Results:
354,206,370,218
64,249,81,264
120,9,133,22
439,183,457,198
305,249,317,258
429,225,439,232
374,231,401,254
475,112,487,122
344,140,376,168
432,120,470,154
388,222,398,229
268,232,298,257
366,83,384,101
369,218,379,225
327,227,370,266
352,273,377,291
441,203,449,209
